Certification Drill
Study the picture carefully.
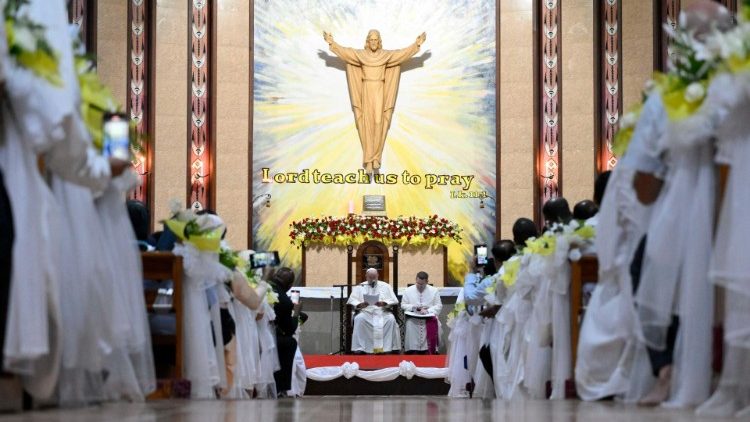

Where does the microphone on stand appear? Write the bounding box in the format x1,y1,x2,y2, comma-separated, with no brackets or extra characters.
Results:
328,290,336,355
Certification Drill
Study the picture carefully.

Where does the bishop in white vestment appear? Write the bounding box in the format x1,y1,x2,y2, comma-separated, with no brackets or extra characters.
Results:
401,272,442,353
347,269,401,353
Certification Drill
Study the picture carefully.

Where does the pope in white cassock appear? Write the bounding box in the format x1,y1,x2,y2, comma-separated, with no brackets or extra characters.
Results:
347,268,401,353
401,272,442,354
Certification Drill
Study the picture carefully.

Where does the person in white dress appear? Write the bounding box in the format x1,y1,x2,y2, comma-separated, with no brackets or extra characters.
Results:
575,94,663,402
630,3,732,408
473,239,516,399
446,258,495,397
347,268,400,354
0,0,132,403
697,62,750,419
401,272,442,354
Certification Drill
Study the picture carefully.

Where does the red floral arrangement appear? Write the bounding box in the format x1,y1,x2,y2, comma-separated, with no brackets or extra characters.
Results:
289,215,462,247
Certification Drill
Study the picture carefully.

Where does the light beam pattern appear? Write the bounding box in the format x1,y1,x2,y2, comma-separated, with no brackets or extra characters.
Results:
253,0,497,282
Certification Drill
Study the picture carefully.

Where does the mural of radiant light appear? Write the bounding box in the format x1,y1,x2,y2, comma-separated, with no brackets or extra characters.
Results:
253,0,496,282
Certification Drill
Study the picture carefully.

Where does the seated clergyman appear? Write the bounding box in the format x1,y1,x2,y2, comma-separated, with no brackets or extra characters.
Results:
347,268,401,354
401,271,442,354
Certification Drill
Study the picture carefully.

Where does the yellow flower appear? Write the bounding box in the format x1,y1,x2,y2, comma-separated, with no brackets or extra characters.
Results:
612,102,643,157
741,3,750,23
266,290,279,305
726,54,750,74
500,259,521,288
164,219,223,252
523,233,556,256
5,19,62,86
76,57,119,150
574,224,595,240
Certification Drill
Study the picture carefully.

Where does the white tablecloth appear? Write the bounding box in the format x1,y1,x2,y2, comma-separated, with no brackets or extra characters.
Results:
291,286,461,299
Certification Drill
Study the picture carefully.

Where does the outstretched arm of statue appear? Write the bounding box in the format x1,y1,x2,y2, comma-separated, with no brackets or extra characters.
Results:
324,31,360,65
386,32,425,67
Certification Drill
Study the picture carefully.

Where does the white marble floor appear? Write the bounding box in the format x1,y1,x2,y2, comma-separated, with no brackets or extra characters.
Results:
0,397,732,422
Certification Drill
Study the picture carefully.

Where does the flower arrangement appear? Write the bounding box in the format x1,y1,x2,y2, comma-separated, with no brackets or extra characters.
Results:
75,52,118,151
500,258,521,289
446,301,465,326
219,247,243,272
484,219,596,293
697,1,750,75
218,246,278,305
654,4,746,121
288,215,462,248
163,199,225,252
3,0,61,86
612,103,644,157
71,35,142,156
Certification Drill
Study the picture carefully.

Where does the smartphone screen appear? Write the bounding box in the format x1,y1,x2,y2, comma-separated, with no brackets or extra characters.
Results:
476,245,488,265
250,251,280,269
103,113,130,161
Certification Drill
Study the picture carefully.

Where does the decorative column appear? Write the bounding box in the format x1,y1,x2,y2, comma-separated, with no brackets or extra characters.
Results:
534,0,562,224
654,0,680,72
188,0,215,211
127,0,154,214
68,0,96,53
715,0,737,14
595,0,622,173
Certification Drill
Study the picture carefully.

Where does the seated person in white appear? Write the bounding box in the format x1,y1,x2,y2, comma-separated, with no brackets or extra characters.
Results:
401,271,442,354
347,268,401,354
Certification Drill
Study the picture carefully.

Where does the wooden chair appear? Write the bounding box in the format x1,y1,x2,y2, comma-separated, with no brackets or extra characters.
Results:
569,254,599,371
141,252,184,398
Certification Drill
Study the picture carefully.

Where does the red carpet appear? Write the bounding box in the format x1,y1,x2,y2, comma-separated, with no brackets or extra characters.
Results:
304,354,447,369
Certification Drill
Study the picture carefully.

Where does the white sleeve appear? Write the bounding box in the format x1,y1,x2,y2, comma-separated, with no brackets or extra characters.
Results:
384,285,399,305
4,0,112,193
428,289,442,314
347,286,363,307
401,290,415,311
43,121,111,194
618,94,668,178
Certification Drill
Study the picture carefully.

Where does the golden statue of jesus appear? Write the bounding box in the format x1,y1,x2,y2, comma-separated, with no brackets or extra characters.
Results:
323,30,426,174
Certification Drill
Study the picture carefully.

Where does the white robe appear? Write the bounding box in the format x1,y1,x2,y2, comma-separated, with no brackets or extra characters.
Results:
347,281,400,353
255,301,280,398
446,289,483,397
172,243,231,399
1,0,111,401
575,93,667,403
636,104,717,410
697,72,750,418
474,268,508,399
575,165,655,401
401,285,442,352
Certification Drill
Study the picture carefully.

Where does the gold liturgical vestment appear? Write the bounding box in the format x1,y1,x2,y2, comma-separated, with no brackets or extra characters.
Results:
329,41,420,170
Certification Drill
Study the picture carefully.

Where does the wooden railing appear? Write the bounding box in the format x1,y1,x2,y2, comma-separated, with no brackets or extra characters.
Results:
570,255,599,372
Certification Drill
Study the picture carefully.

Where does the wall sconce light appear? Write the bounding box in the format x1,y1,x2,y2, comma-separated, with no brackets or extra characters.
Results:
252,193,271,209
479,195,496,209
131,152,149,176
